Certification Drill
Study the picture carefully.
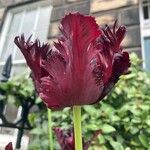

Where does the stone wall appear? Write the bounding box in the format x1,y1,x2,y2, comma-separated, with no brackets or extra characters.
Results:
0,0,142,57
90,0,141,57
48,0,142,57
0,0,90,44
0,0,142,139
48,0,90,44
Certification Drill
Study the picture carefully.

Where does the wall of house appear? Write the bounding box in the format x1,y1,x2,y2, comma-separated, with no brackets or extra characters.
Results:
0,0,143,144
48,0,90,43
48,0,142,57
90,0,141,57
0,0,142,57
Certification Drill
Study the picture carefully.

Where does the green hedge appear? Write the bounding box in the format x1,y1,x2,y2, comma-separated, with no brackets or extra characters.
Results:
0,53,150,150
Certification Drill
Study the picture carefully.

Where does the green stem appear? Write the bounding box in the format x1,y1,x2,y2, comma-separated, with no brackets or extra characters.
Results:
73,106,83,150
47,108,53,150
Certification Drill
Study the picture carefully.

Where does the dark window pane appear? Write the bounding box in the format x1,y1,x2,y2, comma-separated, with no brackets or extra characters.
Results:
143,6,149,19
143,0,148,4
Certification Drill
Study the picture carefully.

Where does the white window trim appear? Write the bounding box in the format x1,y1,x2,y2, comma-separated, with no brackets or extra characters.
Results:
141,0,150,24
139,0,150,69
0,0,52,66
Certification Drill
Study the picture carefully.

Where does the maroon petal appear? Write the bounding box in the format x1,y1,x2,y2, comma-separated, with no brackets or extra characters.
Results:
54,128,75,150
54,128,102,150
5,142,13,150
39,12,103,108
15,13,130,109
14,35,49,81
98,51,130,101
92,21,130,102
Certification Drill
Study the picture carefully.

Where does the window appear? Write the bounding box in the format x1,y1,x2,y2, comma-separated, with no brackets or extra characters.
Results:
139,0,150,71
142,0,150,20
0,0,52,75
144,37,150,70
141,0,150,21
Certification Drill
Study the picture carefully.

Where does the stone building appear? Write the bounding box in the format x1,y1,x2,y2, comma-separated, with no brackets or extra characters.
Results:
0,0,149,74
0,0,149,149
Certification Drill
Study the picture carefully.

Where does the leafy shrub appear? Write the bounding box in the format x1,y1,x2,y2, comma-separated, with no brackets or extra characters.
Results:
0,75,35,106
0,53,150,150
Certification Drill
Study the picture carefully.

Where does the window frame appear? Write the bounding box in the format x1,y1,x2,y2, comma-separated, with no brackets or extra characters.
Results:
142,0,150,21
139,0,150,70
0,0,52,66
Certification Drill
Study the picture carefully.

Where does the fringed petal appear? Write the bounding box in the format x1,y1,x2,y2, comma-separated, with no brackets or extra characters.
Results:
15,13,130,109
92,21,130,102
14,35,49,80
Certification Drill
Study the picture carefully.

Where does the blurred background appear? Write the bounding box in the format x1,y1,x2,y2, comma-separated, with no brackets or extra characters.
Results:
0,0,150,150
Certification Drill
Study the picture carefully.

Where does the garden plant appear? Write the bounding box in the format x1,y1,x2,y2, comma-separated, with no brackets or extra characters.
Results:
1,12,149,150
1,53,150,150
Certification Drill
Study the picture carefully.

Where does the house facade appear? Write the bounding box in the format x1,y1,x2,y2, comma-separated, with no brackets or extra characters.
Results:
0,0,149,149
0,0,149,75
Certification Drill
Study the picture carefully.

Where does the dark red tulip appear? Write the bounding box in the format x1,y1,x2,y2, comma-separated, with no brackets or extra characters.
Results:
14,12,130,110
54,127,101,150
5,142,13,150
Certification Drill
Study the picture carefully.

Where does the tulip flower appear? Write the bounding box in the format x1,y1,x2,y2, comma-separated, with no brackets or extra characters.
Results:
14,12,130,150
54,127,101,150
5,142,13,150
14,12,130,110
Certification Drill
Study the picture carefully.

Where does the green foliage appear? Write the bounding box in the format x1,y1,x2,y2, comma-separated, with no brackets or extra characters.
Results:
0,74,35,106
1,53,150,150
